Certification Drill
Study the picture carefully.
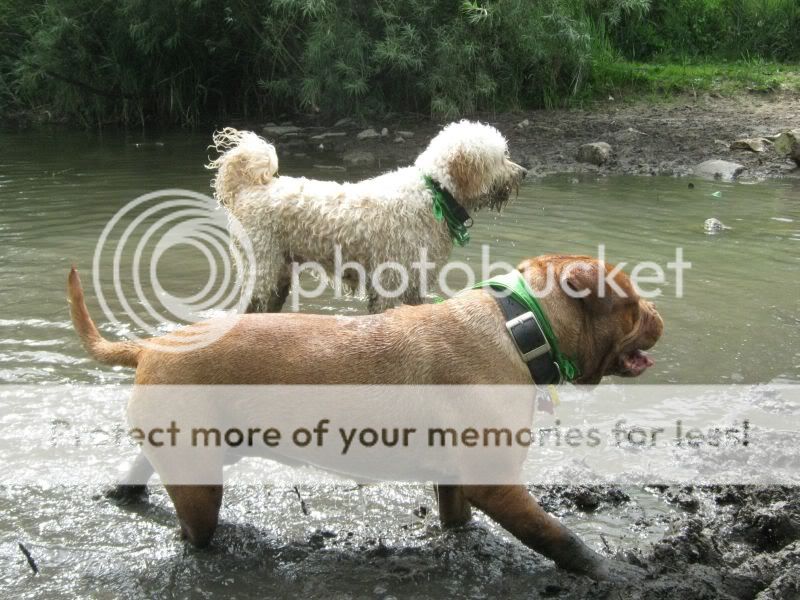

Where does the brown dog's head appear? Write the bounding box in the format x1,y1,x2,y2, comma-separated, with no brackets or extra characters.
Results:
518,255,664,385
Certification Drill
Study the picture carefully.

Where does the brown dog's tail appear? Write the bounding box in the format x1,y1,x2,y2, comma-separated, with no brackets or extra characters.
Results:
207,127,278,209
67,267,140,367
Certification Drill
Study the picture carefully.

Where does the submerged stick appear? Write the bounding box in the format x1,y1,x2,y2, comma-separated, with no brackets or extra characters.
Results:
18,542,38,574
293,486,309,516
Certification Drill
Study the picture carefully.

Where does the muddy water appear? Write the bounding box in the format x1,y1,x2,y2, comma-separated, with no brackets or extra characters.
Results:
0,130,798,598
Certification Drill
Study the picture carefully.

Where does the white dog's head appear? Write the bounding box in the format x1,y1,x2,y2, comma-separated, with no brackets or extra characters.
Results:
415,120,526,211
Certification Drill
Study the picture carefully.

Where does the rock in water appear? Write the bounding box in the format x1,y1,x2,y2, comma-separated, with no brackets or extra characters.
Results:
693,159,745,181
704,218,730,234
342,150,375,167
576,142,612,166
310,132,347,141
774,129,800,166
356,128,380,140
730,138,770,153
262,124,302,137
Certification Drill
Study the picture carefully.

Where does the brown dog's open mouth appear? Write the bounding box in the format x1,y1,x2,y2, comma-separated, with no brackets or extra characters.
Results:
619,349,655,376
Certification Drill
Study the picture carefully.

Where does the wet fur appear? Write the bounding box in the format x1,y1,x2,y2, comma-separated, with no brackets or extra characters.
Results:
207,121,526,313
67,256,662,581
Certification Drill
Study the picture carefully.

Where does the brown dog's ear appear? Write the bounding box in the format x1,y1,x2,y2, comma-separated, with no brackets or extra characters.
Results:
516,258,535,274
561,260,618,314
449,149,483,200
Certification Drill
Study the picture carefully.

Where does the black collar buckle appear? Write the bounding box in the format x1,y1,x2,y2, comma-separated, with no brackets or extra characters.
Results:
505,312,551,362
495,295,562,386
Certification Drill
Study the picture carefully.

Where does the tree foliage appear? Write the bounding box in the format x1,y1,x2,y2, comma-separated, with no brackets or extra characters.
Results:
612,0,800,61
0,0,795,127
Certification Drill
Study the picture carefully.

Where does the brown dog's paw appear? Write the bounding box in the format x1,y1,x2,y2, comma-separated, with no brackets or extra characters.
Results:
589,558,646,583
103,484,148,506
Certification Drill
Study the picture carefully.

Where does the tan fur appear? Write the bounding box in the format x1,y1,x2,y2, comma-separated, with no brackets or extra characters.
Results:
67,268,140,367
448,149,483,200
68,255,662,580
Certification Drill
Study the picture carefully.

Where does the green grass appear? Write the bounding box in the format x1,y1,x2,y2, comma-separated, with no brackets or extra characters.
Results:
588,59,800,100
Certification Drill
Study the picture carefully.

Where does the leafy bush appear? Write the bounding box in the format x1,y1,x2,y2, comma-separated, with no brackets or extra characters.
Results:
0,0,796,127
612,0,800,61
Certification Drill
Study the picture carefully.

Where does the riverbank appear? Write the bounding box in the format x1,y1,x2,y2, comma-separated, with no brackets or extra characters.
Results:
528,484,800,599
250,93,800,181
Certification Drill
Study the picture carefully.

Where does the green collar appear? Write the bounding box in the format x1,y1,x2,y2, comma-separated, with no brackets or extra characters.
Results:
473,270,581,383
424,176,471,247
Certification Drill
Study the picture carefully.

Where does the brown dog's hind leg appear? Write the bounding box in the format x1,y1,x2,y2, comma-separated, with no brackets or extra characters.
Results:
436,485,472,528
463,485,639,581
165,485,223,548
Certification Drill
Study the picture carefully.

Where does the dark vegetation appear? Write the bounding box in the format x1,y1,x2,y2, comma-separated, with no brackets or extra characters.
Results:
0,0,798,128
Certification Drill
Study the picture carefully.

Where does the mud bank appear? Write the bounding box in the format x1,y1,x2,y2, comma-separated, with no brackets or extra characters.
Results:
134,483,800,599
7,482,799,599
249,484,800,599
527,485,800,599
256,94,800,181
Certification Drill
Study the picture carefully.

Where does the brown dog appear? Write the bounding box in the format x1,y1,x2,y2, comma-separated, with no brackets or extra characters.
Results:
68,254,662,581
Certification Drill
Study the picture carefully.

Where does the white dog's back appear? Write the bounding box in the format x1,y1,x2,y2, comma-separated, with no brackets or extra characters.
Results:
206,123,523,312
227,165,440,269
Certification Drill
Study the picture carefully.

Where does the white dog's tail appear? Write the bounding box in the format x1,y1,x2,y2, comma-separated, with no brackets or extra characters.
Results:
207,128,279,208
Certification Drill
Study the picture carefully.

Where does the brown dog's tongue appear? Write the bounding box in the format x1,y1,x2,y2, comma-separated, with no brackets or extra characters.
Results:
623,350,655,376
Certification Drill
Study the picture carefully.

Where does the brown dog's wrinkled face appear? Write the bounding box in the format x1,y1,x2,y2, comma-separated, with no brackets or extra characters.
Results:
518,255,664,385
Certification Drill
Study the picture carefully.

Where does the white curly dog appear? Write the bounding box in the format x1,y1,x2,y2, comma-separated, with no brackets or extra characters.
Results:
208,120,527,313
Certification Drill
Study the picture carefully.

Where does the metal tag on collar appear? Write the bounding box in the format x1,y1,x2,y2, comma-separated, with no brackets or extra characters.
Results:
552,361,563,385
505,311,551,362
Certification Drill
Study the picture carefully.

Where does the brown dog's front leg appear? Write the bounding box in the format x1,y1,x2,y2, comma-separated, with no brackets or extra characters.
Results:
165,485,223,548
436,485,472,528
463,485,619,579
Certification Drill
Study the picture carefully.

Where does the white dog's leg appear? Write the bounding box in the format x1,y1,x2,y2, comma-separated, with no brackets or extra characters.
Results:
247,264,291,313
367,291,394,314
399,285,423,307
366,278,422,314
246,251,292,313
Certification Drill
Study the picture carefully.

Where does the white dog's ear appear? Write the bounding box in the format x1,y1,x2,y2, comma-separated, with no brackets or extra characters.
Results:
448,149,485,200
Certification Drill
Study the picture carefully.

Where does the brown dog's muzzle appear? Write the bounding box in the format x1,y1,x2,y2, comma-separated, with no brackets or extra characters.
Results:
616,300,664,377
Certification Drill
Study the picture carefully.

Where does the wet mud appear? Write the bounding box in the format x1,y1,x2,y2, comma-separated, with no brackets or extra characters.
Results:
261,94,800,182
